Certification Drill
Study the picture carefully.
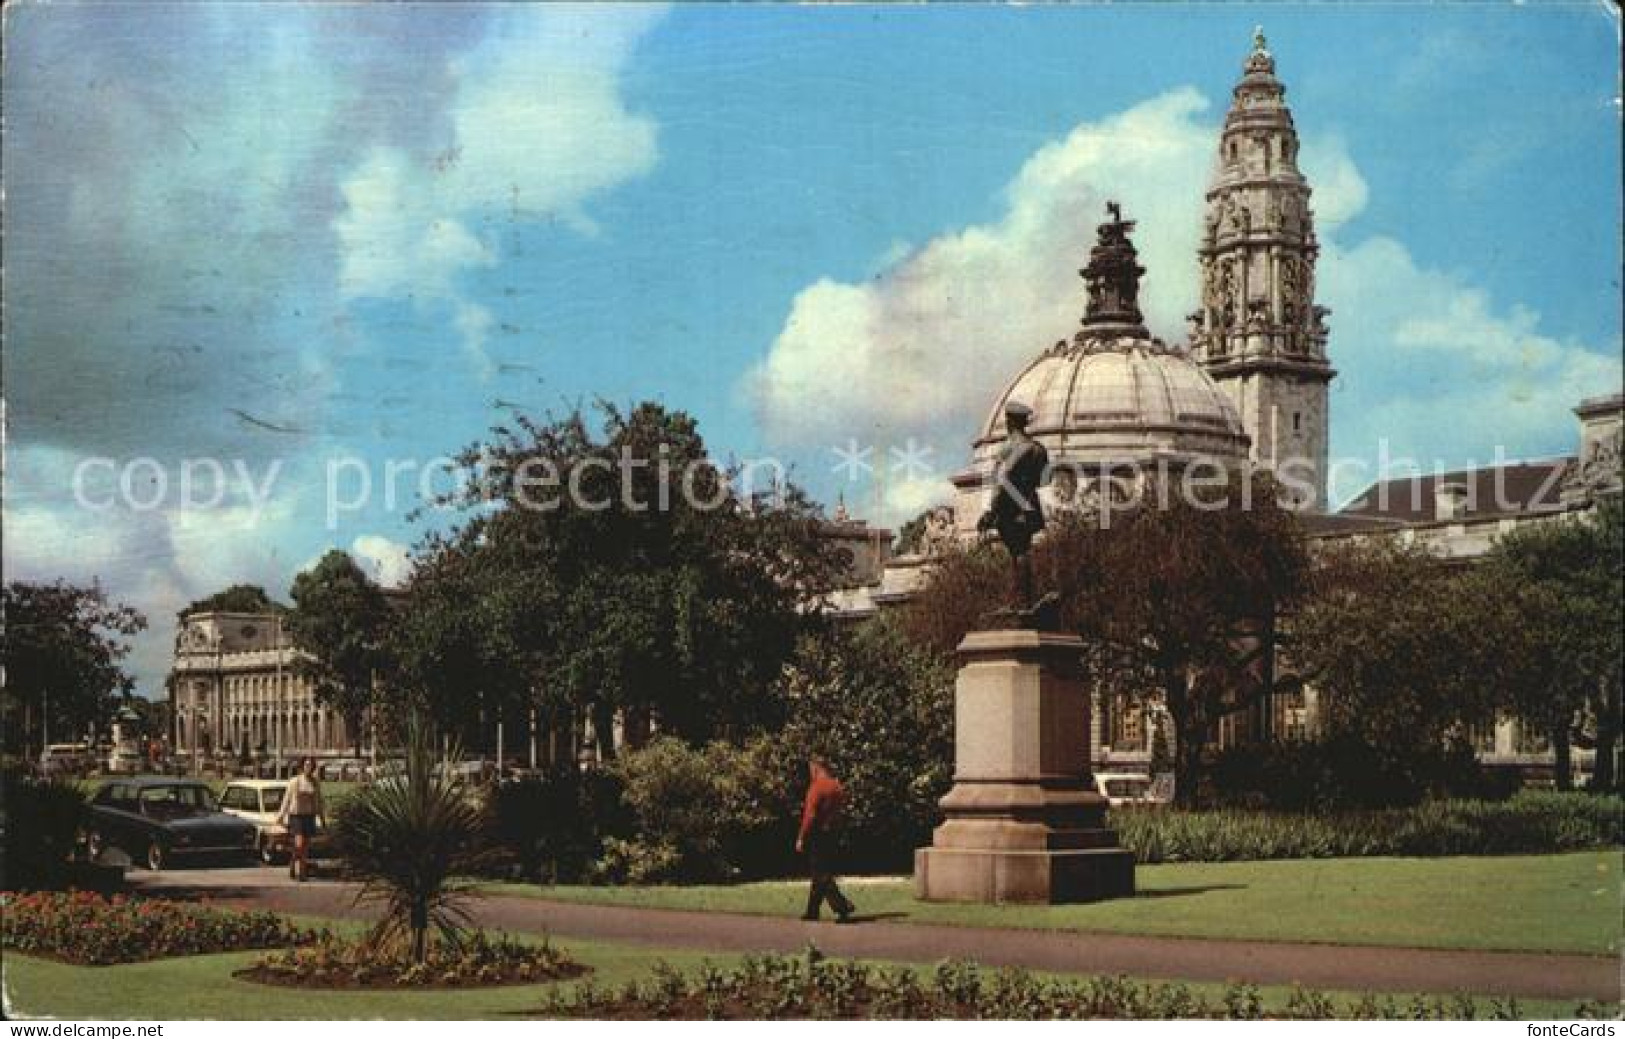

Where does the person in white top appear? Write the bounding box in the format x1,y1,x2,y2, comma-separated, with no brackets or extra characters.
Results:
275,757,325,881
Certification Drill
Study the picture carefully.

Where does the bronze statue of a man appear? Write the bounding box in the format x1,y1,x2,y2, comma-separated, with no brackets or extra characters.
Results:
979,400,1049,602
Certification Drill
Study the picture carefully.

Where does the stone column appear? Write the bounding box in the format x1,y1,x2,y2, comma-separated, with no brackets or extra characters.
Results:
915,628,1136,903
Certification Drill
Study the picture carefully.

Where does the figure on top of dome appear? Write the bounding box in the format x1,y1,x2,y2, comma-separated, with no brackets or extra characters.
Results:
1077,201,1149,343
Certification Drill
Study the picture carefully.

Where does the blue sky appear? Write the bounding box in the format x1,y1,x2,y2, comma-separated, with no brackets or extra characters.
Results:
4,3,1621,694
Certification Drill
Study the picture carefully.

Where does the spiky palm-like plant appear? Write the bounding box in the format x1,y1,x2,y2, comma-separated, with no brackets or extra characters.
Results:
334,718,493,963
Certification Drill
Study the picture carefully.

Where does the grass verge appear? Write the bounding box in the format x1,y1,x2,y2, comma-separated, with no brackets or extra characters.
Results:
484,851,1620,955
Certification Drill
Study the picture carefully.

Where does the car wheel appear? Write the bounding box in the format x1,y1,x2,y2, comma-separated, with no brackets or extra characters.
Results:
145,840,166,871
86,829,106,861
259,838,280,865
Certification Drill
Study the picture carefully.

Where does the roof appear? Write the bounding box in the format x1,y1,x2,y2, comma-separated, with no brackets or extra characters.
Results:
1298,511,1406,537
1337,459,1573,524
94,776,213,789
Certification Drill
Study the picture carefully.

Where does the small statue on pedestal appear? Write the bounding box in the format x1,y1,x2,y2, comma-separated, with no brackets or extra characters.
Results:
978,400,1058,627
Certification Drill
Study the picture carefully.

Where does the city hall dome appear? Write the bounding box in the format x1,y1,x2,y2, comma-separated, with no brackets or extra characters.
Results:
974,337,1248,460
952,204,1250,529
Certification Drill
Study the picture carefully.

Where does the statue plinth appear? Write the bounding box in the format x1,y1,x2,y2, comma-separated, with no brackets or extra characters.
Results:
914,628,1135,903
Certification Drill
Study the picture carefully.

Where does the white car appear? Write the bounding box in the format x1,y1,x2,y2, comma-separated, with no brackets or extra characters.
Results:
1093,771,1169,807
216,779,294,864
39,743,94,777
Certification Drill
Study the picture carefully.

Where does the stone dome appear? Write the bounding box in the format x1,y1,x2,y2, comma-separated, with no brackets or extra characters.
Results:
950,204,1251,536
972,336,1250,465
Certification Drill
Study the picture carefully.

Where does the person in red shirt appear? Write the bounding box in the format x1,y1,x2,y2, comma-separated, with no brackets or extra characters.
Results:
796,756,855,923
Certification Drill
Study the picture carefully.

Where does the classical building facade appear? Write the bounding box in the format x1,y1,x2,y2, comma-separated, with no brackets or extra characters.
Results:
170,611,364,762
829,30,1623,779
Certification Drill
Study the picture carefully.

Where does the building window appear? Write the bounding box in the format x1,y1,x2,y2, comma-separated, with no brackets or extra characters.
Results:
1111,699,1145,750
1293,411,1302,433
1515,723,1550,755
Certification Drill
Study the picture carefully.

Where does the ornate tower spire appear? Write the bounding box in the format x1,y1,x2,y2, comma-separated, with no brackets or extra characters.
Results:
1190,30,1335,510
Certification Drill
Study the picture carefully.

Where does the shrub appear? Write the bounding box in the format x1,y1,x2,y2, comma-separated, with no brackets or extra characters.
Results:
0,770,88,890
0,891,316,965
487,767,628,883
538,950,1587,1020
1204,734,1515,812
247,930,583,989
596,736,792,883
332,718,497,962
774,619,956,871
1115,790,1623,863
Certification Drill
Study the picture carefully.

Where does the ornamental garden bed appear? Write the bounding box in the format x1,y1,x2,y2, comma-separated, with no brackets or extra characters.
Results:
537,952,1576,1021
0,891,319,965
237,932,587,990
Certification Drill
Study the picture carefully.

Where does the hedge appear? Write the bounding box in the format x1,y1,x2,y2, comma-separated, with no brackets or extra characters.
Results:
1114,790,1622,863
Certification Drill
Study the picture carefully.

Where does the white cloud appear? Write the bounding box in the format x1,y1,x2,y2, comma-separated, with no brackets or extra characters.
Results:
745,89,1215,453
1320,235,1623,502
2,446,318,696
335,148,495,301
350,534,415,588
748,88,1621,517
331,5,662,377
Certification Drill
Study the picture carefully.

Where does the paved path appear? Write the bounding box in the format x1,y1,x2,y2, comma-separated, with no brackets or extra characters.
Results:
134,866,1619,1003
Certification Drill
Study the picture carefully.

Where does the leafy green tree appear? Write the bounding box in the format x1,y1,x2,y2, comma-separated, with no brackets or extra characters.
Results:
177,583,284,620
1293,538,1499,782
286,551,389,755
1,581,146,756
775,617,957,868
406,402,849,757
905,471,1312,809
1477,497,1623,790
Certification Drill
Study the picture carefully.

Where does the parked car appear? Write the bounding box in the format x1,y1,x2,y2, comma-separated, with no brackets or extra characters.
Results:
217,779,332,864
38,743,94,778
84,778,257,871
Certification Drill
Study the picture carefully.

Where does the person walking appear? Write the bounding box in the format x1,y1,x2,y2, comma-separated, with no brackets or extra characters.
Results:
796,756,855,923
275,757,324,882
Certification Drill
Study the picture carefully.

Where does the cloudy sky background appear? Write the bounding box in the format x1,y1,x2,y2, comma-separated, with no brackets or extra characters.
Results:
4,3,1621,694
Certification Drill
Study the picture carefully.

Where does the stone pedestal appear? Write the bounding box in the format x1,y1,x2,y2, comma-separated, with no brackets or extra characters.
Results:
915,628,1135,903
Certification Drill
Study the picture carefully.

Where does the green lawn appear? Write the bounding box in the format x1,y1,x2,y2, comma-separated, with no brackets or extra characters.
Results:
1,937,719,1020
486,851,1622,956
2,938,1591,1020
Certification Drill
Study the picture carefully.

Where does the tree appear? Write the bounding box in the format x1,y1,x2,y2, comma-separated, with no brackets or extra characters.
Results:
1,581,146,757
1477,497,1623,790
402,402,849,758
774,617,957,869
1292,539,1498,791
178,583,284,620
905,470,1313,809
286,551,389,755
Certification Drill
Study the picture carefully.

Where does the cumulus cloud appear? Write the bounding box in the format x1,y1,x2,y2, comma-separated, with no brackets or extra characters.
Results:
331,5,662,371
3,444,318,692
745,89,1214,456
350,534,416,588
747,88,1620,521
1321,236,1623,502
6,6,666,692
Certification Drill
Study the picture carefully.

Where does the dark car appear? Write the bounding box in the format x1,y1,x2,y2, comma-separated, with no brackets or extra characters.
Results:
85,778,257,871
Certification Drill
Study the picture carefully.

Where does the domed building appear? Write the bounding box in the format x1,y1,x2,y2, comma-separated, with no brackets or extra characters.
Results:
822,28,1623,779
951,204,1251,536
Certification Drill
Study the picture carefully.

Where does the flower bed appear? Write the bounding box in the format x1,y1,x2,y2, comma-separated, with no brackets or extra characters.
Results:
540,952,1596,1021
0,891,318,965
239,931,585,990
